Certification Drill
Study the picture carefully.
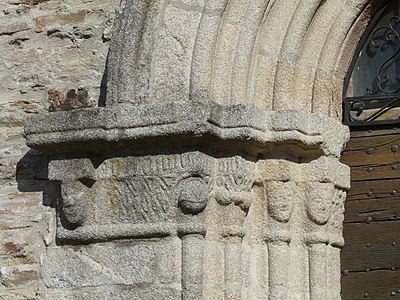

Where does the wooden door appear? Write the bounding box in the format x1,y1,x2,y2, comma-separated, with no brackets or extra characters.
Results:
341,126,400,299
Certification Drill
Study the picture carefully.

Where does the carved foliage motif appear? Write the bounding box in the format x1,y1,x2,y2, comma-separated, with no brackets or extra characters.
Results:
212,157,255,211
213,174,255,211
55,153,216,234
54,153,348,259
119,176,172,222
94,157,177,224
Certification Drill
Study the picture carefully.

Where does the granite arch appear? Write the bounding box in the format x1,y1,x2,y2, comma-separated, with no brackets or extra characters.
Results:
106,0,376,119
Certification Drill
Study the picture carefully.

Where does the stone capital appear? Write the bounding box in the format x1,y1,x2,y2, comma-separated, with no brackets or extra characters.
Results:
25,102,350,298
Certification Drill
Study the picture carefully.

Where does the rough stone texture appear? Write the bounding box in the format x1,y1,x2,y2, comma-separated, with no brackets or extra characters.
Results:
0,1,118,299
105,0,369,119
25,102,350,158
1,0,382,299
27,142,350,299
24,79,351,299
44,243,156,288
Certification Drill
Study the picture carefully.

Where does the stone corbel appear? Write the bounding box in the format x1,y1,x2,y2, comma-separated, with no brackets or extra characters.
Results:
49,158,97,232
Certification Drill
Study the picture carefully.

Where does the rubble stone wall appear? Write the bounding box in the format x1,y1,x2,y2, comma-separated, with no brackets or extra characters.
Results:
0,1,117,298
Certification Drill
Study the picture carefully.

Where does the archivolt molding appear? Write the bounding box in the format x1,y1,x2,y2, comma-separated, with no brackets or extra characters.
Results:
106,0,373,119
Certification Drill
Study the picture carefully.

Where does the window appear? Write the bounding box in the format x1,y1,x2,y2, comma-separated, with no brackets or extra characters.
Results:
344,1,400,126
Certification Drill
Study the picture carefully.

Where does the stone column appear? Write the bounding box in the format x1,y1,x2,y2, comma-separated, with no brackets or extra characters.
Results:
264,179,296,299
24,1,351,299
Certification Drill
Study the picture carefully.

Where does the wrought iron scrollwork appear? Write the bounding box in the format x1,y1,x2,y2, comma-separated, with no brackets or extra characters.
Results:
343,1,400,126
367,16,400,96
347,97,400,123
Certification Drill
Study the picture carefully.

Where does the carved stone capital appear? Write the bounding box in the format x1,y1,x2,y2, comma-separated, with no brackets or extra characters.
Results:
305,182,336,226
266,180,296,223
25,100,350,299
177,176,209,215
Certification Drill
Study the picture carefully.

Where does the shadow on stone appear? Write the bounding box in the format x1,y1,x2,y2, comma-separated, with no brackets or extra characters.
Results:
16,149,57,208
98,55,108,107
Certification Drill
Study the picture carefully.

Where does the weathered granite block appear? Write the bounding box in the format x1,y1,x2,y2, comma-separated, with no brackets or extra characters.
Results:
46,288,108,300
25,101,349,158
48,152,214,243
26,102,350,298
44,243,155,288
109,286,181,300
156,237,181,284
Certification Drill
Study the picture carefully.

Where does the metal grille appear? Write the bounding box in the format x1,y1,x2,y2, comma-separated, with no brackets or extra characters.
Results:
344,1,400,126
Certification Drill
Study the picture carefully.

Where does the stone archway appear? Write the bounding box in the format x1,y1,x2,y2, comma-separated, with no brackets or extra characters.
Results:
22,0,380,299
106,0,374,115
